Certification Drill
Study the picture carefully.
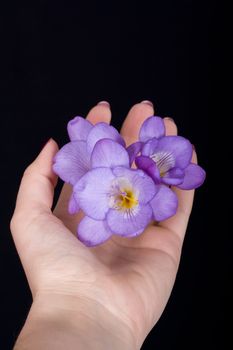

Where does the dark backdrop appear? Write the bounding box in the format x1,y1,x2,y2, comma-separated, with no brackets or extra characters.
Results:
0,1,227,349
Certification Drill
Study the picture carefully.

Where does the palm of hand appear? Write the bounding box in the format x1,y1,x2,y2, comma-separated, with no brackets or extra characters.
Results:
11,103,195,346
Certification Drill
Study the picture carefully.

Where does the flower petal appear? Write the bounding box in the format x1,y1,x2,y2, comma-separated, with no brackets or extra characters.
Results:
53,141,90,185
141,138,159,156
74,168,115,220
177,163,206,190
106,204,152,236
150,185,178,221
124,228,145,238
126,142,143,165
139,116,165,142
91,139,129,168
67,116,93,141
156,136,193,169
68,193,79,215
135,156,161,184
162,167,185,186
78,216,112,246
112,167,157,203
86,122,125,153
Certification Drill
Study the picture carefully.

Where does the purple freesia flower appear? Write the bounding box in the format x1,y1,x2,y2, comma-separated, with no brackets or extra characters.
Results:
128,116,206,190
53,116,126,214
74,139,177,246
52,113,205,247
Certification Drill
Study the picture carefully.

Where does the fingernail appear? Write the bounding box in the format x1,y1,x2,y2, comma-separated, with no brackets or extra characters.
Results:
97,101,110,108
140,100,153,107
164,117,175,123
192,144,196,151
40,138,51,151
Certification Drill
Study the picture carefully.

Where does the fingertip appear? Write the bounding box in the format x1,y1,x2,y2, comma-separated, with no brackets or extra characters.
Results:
97,101,110,108
163,117,178,136
86,102,112,125
128,102,154,119
30,138,59,188
48,138,59,155
39,138,58,155
49,137,59,149
191,145,198,164
120,102,155,145
37,138,59,168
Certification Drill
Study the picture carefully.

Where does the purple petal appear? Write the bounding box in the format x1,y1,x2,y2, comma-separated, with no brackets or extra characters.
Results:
177,163,206,190
139,116,165,142
127,142,143,165
141,138,159,156
135,156,161,184
150,185,178,221
78,216,112,247
68,193,80,215
91,139,129,168
112,167,157,203
53,141,90,185
73,167,115,220
124,228,145,238
67,116,93,141
86,122,125,153
162,167,185,186
106,204,152,236
155,136,193,169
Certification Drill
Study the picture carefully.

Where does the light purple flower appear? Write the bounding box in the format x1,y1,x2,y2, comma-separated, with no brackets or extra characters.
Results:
73,139,177,246
52,113,205,247
53,116,126,214
129,116,206,190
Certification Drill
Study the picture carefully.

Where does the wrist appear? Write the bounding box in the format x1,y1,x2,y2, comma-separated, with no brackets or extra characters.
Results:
14,293,137,350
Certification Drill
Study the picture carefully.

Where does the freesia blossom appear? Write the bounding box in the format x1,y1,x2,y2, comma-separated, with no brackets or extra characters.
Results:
128,116,206,190
53,116,125,214
73,139,177,246
53,113,205,247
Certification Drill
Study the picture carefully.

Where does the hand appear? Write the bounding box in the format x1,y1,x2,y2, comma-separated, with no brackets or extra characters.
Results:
11,102,197,349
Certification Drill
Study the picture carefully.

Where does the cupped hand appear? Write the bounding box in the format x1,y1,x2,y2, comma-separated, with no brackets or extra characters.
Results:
11,102,196,349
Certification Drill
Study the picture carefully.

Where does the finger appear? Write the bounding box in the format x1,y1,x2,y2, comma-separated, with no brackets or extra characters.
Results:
120,101,154,146
85,101,111,124
53,102,112,231
11,139,59,237
163,117,178,136
159,149,197,242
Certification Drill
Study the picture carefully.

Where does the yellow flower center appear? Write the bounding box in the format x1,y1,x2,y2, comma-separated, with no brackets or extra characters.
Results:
117,189,138,209
109,178,139,211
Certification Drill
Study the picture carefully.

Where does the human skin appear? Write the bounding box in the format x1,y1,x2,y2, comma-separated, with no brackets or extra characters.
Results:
10,101,197,349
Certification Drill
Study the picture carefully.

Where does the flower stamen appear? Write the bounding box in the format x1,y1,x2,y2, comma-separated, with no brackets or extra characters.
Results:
109,181,139,211
118,189,138,209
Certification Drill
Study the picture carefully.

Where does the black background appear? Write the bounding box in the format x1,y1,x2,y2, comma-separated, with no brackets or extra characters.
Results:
0,1,228,349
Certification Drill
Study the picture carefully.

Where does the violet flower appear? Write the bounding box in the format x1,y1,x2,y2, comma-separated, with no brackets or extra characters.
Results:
53,116,125,214
128,116,206,190
52,113,205,247
73,139,177,246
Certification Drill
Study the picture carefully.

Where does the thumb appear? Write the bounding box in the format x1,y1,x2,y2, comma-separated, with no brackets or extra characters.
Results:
11,139,59,236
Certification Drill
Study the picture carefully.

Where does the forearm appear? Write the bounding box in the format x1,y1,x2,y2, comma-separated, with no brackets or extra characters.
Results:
14,294,136,350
